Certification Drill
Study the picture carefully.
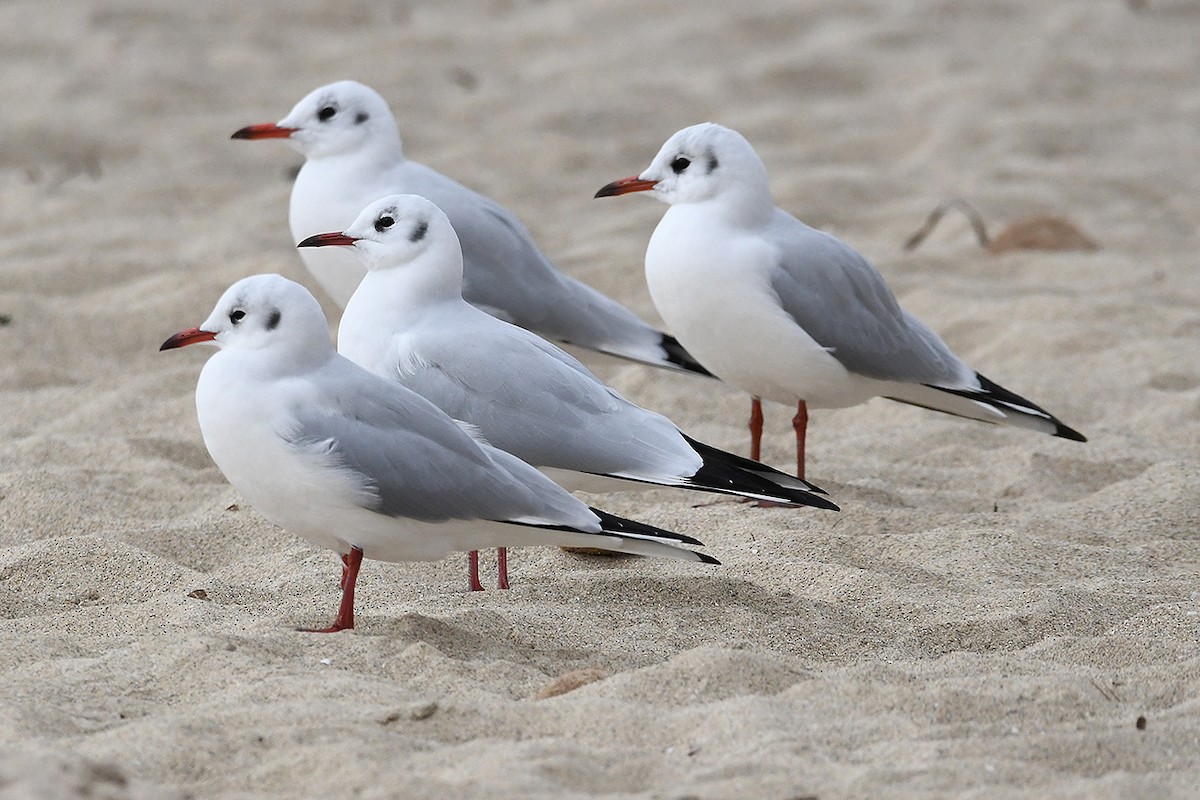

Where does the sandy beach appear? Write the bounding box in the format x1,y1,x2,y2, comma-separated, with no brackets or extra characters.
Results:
1,0,1198,797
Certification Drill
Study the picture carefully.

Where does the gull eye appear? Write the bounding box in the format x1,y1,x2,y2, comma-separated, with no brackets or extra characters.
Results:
229,309,246,324
317,106,336,122
671,156,691,174
374,215,395,232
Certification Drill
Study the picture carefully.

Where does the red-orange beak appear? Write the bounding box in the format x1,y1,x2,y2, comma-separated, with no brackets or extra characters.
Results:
231,123,297,140
595,176,658,198
296,232,359,248
160,327,216,351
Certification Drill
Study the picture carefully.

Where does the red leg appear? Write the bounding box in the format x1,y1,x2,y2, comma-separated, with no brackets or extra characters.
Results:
497,548,510,590
749,396,764,462
468,549,485,592
300,546,362,633
792,400,808,480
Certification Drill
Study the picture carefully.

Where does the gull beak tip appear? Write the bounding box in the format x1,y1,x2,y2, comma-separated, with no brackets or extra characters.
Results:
595,176,657,198
160,327,216,351
297,232,359,248
231,123,296,141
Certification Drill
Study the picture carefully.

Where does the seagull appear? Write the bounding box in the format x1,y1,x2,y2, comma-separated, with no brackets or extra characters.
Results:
231,80,711,377
295,194,840,532
160,274,717,632
595,123,1086,479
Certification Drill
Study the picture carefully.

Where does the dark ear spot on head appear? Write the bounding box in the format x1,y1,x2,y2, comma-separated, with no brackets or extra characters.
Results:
266,309,282,331
355,112,369,124
409,220,429,243
706,151,718,173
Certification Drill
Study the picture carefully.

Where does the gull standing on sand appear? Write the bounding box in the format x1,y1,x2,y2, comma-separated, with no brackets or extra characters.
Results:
232,80,710,376
596,123,1086,478
160,274,717,632
297,194,840,524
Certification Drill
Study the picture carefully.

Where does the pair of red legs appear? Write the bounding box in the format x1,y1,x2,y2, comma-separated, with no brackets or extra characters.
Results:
299,544,509,634
749,396,809,480
467,548,509,592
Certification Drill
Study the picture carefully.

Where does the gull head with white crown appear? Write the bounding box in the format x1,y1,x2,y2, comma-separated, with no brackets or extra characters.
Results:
160,274,331,369
596,122,771,209
233,80,400,161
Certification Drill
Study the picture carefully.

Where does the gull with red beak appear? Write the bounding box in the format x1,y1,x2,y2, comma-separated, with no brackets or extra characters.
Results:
596,123,1086,479
231,80,711,378
160,274,717,631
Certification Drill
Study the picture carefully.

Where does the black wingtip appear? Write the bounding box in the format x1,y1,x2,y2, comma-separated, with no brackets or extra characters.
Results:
928,372,1088,444
1054,423,1088,443
660,334,715,378
589,507,704,546
806,495,841,512
697,552,722,565
753,491,840,512
974,373,1088,443
679,433,840,511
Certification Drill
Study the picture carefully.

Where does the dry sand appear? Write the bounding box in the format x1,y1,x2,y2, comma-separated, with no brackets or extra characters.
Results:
1,1,1198,797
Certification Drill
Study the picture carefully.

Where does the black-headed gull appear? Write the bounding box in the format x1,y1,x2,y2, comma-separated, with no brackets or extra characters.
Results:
296,194,840,526
160,274,717,632
596,123,1086,478
231,80,711,377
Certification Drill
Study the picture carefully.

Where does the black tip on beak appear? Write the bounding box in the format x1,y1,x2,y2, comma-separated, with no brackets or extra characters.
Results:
296,232,359,248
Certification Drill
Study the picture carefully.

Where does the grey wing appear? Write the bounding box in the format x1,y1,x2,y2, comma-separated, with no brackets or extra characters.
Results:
398,320,696,476
401,161,668,356
285,362,568,523
766,213,972,386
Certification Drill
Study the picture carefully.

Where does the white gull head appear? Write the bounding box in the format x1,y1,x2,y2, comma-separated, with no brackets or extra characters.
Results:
274,80,401,160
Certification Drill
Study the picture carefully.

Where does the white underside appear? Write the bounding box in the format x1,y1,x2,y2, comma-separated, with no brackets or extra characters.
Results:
646,212,886,409
290,162,380,307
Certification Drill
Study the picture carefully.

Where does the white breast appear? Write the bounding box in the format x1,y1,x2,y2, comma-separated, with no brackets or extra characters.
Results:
289,159,391,307
644,207,880,409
